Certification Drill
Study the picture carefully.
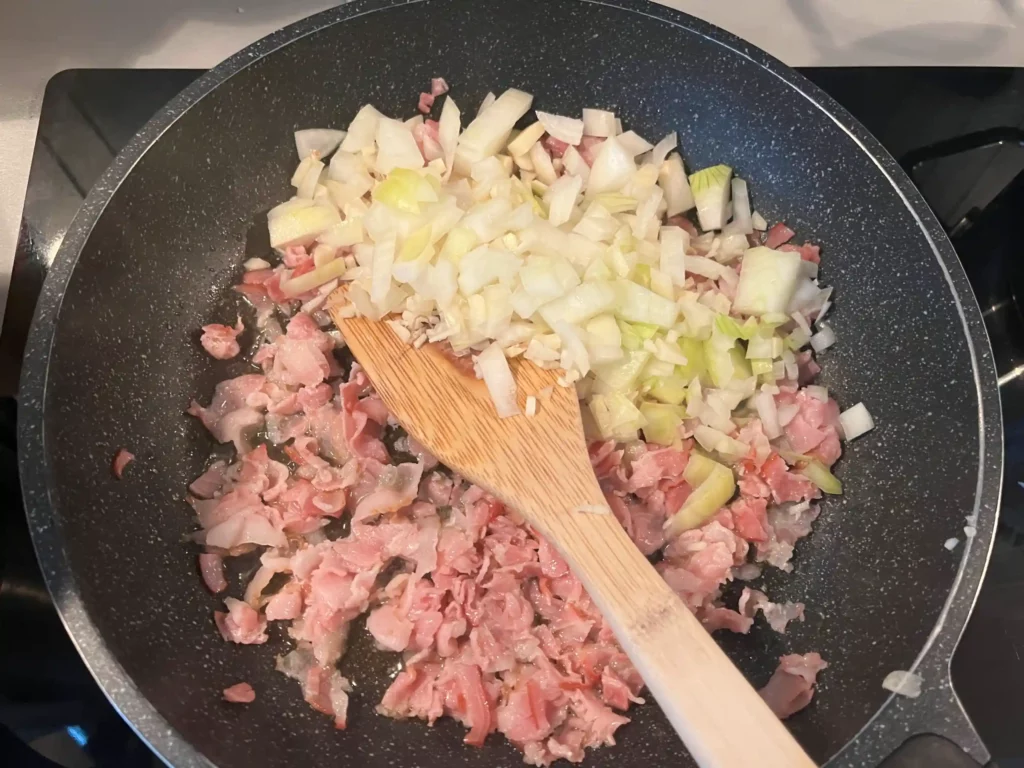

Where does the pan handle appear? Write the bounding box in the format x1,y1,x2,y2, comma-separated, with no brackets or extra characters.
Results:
829,669,991,768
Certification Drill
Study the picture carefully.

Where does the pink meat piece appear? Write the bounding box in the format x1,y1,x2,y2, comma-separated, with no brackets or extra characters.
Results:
368,603,415,652
418,92,435,114
112,448,134,479
577,135,606,166
783,390,842,455
666,214,699,238
378,663,445,723
541,135,569,158
699,604,753,634
187,374,266,452
756,502,821,572
627,445,689,492
223,682,256,703
353,462,424,523
759,653,827,718
265,582,303,621
760,453,818,504
764,222,796,249
190,460,228,499
412,119,443,162
726,496,770,543
200,318,244,360
659,520,748,609
282,245,312,268
739,587,805,634
431,77,449,96
215,597,267,644
259,312,333,389
199,553,227,593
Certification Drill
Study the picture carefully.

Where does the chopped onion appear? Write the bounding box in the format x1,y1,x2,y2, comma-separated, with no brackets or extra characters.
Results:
295,128,347,161
754,390,782,439
507,121,546,157
375,118,425,174
659,226,687,286
944,537,960,551
370,236,396,305
340,104,382,153
964,525,977,538
244,257,270,271
617,131,654,157
438,96,461,179
659,154,695,216
587,136,636,196
810,323,836,353
562,146,590,182
839,402,874,440
582,108,618,138
723,177,752,235
751,211,768,231
455,88,533,175
529,141,558,185
478,91,497,115
536,111,584,145
777,402,799,427
882,671,922,699
545,173,583,227
476,342,519,417
650,132,677,168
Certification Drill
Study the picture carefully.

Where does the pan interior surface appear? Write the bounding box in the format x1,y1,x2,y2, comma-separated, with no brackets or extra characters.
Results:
27,0,992,766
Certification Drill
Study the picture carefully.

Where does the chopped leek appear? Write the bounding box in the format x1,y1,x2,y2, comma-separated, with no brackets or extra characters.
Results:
640,402,685,445
645,375,688,406
664,454,736,538
688,164,733,231
798,458,843,494
732,246,803,316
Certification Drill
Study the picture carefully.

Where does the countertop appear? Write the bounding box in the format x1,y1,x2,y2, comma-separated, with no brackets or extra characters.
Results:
2,0,1023,328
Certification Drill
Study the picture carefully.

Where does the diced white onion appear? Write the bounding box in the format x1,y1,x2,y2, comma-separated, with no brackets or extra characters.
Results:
456,88,533,175
650,132,677,168
295,129,347,161
545,173,583,227
777,402,799,427
723,178,752,235
839,402,874,440
536,111,584,145
587,136,636,196
340,104,382,153
751,211,768,231
882,671,922,699
582,108,618,138
754,390,782,439
616,131,654,157
810,323,836,353
944,537,960,551
476,342,519,418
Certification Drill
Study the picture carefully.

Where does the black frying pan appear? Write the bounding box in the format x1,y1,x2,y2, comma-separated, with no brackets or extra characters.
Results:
17,0,1003,766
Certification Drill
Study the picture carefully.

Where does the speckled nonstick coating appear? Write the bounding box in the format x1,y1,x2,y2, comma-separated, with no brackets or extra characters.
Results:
17,0,1002,766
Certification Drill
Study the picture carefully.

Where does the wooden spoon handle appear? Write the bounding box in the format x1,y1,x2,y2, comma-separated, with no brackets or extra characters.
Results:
534,506,817,768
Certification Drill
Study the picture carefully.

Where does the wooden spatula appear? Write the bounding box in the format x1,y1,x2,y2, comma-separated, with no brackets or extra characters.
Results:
327,293,816,768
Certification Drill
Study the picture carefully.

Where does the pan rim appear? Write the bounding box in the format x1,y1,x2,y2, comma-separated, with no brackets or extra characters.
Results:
16,0,1003,766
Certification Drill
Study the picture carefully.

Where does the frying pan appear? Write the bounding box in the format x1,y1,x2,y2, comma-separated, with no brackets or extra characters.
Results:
17,0,1003,766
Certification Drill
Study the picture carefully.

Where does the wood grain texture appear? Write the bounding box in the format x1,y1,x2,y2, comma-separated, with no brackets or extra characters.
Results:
328,290,816,768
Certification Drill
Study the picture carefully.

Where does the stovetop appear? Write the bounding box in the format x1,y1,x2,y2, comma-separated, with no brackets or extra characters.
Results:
3,67,1024,768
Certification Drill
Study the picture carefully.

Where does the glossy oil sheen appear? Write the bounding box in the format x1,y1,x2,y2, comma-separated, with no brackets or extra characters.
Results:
18,0,1001,766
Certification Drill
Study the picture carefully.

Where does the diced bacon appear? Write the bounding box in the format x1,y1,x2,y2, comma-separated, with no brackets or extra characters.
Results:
223,682,256,703
412,119,443,162
431,77,449,96
666,214,700,238
200,318,244,360
367,603,415,652
800,243,821,264
760,453,818,504
199,553,228,593
186,297,833,763
112,448,134,479
699,604,753,634
628,445,689,492
577,135,606,166
764,222,796,249
418,92,435,114
215,597,267,645
265,583,303,621
541,135,569,158
759,653,827,718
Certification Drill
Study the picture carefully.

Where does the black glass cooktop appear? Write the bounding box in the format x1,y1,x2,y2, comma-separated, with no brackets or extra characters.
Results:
3,67,1024,768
